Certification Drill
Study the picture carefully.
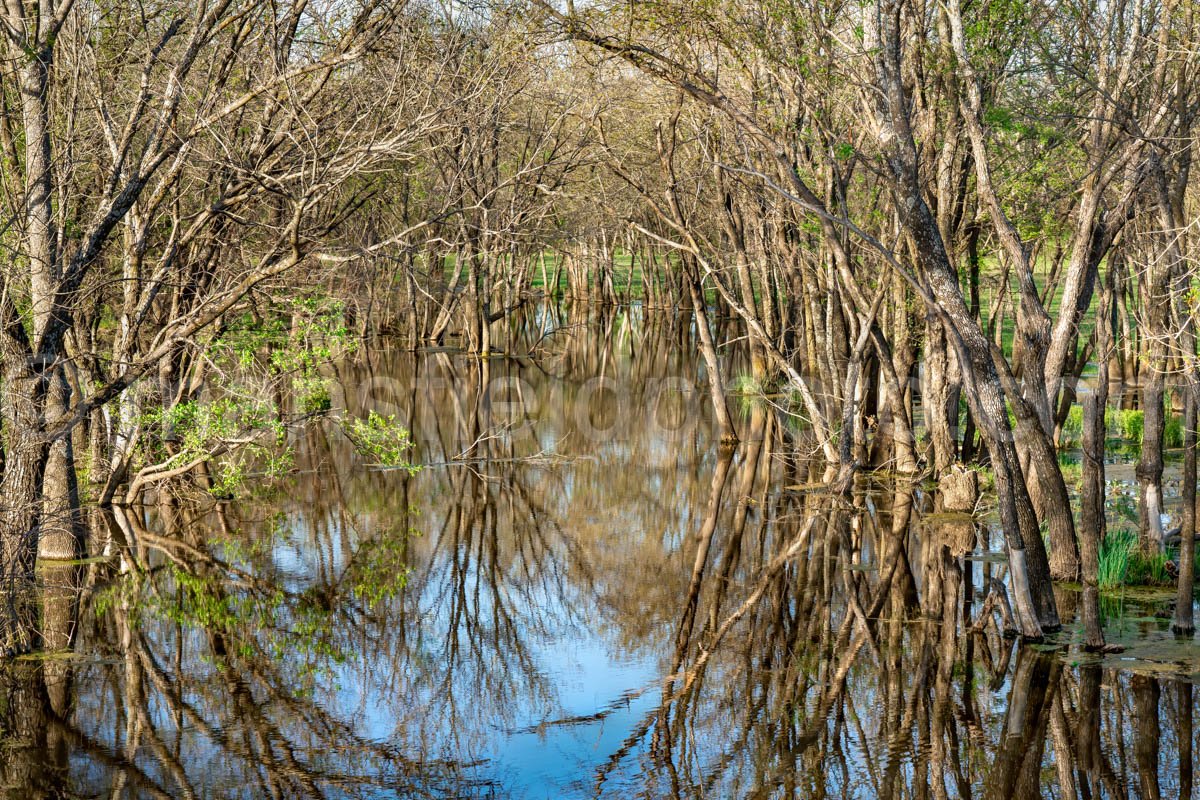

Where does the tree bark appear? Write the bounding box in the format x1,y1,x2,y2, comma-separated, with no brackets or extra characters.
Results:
39,366,84,561
1175,383,1196,634
1080,284,1111,649
686,264,736,445
923,317,960,475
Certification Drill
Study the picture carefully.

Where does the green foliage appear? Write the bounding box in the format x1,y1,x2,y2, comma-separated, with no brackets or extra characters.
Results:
1060,405,1084,448
217,295,357,415
1119,409,1144,444
128,295,365,500
729,373,763,395
141,396,291,498
1057,452,1081,488
1166,414,1184,449
1059,405,1182,449
346,526,414,610
1097,406,1182,448
1102,406,1118,438
291,373,333,414
97,512,417,695
983,105,1014,132
145,396,275,448
1109,488,1139,524
1126,547,1175,587
343,411,420,472
1103,407,1137,443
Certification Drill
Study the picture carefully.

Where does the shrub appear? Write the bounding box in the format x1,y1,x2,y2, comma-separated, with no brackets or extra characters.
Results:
1104,406,1121,437
1103,407,1140,442
1100,406,1183,448
139,396,290,499
1165,413,1184,448
1119,409,1144,444
343,412,420,473
1060,405,1084,448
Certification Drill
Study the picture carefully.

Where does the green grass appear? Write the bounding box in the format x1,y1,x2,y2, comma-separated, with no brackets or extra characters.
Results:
1098,530,1134,590
524,248,680,301
1097,528,1198,590
1127,546,1176,587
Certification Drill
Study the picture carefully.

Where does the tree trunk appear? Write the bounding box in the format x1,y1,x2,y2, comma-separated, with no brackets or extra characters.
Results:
1138,364,1167,550
686,265,736,445
1175,383,1196,635
1080,297,1109,649
1133,674,1162,800
0,360,49,655
1015,415,1080,581
39,366,84,561
1138,208,1172,550
923,316,960,476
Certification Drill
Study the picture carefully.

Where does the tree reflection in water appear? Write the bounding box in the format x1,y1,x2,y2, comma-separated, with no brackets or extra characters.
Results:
2,308,1197,798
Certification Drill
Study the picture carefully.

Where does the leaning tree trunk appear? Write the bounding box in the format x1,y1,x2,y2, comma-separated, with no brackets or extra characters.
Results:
895,199,1058,637
1012,406,1081,581
685,261,736,445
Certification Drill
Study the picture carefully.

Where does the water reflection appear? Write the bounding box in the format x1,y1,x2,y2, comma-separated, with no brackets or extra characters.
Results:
7,307,1200,798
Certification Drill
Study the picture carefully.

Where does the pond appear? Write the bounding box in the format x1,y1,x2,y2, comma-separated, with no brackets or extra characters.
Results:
7,307,1200,798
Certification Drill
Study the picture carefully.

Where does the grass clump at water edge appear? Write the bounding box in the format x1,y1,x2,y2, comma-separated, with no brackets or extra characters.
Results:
1097,528,1196,590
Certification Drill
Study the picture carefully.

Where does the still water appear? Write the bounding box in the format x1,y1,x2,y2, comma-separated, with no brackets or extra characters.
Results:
8,308,1200,798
